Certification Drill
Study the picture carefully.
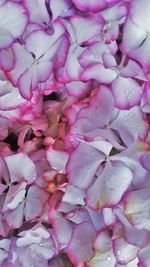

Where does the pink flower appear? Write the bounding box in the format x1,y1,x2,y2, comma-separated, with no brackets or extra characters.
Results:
121,0,150,69
0,0,149,265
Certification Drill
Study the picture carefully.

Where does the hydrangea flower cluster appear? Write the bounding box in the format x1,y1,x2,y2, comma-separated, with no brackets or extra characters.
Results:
0,0,150,266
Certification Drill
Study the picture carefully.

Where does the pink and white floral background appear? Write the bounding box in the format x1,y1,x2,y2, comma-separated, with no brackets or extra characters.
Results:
0,0,150,266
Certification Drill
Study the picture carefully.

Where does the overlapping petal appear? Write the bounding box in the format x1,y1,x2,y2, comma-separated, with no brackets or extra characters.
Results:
0,0,149,265
0,2,28,48
121,0,150,68
5,152,37,183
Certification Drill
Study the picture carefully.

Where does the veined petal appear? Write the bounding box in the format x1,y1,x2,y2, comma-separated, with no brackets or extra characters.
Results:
8,43,33,86
26,22,65,59
50,0,73,21
4,202,24,228
24,0,49,25
25,185,49,221
121,0,150,68
110,107,148,147
124,189,150,231
79,42,110,68
71,0,108,12
5,152,37,183
63,44,84,81
72,87,114,129
62,184,85,206
3,182,26,211
67,141,105,189
130,0,150,32
0,80,26,110
0,2,28,48
62,15,103,45
138,246,150,267
81,63,117,84
87,230,116,267
49,208,73,248
65,80,91,98
121,18,146,53
113,238,139,265
86,161,132,210
112,76,142,109
67,222,96,264
46,146,69,173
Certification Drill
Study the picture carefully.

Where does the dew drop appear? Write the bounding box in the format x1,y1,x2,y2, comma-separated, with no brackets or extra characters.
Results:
27,176,34,182
129,113,133,118
117,249,120,255
67,212,74,218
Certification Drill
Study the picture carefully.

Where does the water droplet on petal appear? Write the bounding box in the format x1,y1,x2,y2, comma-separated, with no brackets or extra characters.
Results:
117,250,120,255
67,212,74,218
27,176,34,182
